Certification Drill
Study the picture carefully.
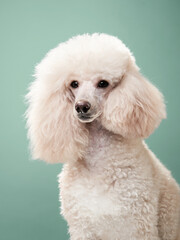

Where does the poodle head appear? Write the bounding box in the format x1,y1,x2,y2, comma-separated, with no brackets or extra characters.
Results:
25,33,166,163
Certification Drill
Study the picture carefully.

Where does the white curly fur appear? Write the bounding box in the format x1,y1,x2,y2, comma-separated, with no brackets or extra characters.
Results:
26,33,180,240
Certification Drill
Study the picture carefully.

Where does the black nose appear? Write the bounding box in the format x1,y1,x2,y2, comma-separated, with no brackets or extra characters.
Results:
75,101,91,114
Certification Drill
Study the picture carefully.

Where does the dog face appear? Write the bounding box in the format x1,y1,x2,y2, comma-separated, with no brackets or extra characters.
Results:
69,75,122,123
62,34,130,123
70,78,107,123
26,33,166,163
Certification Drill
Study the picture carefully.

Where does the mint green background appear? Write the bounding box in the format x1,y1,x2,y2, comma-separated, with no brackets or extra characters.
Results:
0,0,180,239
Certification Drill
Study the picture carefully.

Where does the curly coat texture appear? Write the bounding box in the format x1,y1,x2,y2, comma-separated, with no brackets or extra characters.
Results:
26,33,180,240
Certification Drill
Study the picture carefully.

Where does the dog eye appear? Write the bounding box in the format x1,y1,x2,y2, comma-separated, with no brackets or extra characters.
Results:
70,81,79,88
97,80,109,88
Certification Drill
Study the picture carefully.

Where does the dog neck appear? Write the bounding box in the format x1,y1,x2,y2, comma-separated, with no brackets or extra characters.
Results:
82,120,144,172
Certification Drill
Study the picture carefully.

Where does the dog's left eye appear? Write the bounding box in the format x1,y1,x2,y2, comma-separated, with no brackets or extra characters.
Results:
97,80,109,88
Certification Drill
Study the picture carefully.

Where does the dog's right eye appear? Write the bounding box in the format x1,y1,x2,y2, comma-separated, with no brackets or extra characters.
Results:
70,81,79,88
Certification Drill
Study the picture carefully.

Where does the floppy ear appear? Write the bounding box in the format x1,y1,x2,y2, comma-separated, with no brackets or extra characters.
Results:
102,70,166,139
25,67,88,164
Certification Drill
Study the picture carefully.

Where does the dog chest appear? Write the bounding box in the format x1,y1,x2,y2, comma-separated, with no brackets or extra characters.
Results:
59,163,160,239
59,166,153,219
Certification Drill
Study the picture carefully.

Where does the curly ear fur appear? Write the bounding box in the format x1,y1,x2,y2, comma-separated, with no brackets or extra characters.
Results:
102,69,166,139
25,67,88,163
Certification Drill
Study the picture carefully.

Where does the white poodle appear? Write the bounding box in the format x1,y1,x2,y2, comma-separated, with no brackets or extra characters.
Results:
26,33,180,240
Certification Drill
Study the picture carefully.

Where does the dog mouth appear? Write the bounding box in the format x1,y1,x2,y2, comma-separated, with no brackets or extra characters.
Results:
76,111,102,123
77,114,94,123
